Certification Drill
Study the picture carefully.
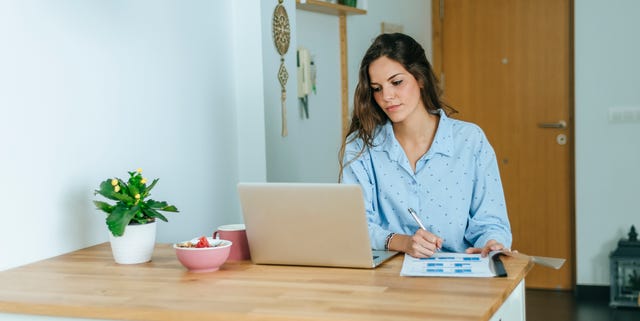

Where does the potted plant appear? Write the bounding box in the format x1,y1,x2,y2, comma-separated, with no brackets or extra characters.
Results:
93,168,179,264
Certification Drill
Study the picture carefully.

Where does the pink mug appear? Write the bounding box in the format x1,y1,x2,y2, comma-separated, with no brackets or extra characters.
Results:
213,224,251,261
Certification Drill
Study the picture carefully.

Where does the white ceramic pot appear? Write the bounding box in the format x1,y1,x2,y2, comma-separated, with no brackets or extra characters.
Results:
108,221,157,264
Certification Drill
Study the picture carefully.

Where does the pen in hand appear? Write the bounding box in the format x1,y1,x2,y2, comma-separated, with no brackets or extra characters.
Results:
407,208,427,230
407,208,442,251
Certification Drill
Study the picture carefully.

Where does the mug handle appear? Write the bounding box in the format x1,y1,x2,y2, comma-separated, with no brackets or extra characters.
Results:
213,231,219,239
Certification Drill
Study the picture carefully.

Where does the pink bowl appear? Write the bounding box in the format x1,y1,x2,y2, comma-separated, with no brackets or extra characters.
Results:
174,237,232,272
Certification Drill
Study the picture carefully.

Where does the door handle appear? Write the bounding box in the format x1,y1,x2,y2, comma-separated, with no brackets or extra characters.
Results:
537,120,567,129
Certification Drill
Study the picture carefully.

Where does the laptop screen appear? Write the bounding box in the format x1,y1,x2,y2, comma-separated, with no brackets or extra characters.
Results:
237,183,397,268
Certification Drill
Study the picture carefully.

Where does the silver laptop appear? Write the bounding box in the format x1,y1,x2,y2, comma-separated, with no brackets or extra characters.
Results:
237,182,398,268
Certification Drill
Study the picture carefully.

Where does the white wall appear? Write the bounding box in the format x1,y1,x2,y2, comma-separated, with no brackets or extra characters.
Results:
575,0,640,285
234,1,267,182
0,0,266,271
265,0,430,183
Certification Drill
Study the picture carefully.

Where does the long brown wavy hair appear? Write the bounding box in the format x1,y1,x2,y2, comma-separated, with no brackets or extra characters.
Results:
338,33,457,181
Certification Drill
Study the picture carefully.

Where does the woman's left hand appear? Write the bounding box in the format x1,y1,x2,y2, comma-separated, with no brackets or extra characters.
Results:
464,239,507,257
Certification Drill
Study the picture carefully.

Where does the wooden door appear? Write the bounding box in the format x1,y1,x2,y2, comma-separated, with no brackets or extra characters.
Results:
433,0,574,289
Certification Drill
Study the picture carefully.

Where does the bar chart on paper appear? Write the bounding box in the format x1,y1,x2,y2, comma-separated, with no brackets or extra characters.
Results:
400,252,505,277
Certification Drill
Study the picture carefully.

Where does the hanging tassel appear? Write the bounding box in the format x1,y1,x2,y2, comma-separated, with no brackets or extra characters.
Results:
281,89,288,137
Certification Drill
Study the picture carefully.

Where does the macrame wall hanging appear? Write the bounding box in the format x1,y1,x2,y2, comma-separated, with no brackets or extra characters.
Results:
272,0,291,137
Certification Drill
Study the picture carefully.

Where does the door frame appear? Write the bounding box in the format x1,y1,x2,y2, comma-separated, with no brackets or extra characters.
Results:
431,0,577,289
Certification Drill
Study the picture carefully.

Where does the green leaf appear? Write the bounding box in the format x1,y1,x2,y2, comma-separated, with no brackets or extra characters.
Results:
93,201,115,214
111,192,134,204
106,204,139,237
95,179,134,204
142,207,169,222
161,205,179,212
128,183,140,198
144,178,159,196
118,178,131,196
130,216,152,225
95,180,120,201
146,199,168,209
146,199,179,212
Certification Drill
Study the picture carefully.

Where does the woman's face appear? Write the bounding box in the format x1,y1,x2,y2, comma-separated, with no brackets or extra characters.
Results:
368,56,425,124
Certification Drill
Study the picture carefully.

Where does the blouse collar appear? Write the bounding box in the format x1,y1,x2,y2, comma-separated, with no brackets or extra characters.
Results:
371,109,454,163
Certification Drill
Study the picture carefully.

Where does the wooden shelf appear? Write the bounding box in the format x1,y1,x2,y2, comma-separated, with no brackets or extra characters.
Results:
296,0,366,16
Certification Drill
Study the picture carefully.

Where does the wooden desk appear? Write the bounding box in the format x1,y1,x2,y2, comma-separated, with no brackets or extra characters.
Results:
0,243,533,321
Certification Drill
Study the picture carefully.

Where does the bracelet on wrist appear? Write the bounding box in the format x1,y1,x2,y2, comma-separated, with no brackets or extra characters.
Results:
384,233,396,250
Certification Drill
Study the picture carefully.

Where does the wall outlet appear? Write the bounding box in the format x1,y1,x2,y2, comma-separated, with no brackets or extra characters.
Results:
608,106,640,123
381,22,404,34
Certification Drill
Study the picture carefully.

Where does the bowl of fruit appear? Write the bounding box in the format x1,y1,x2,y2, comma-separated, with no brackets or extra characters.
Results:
174,236,232,272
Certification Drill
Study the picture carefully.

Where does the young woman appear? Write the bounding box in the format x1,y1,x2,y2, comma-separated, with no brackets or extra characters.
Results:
339,33,512,258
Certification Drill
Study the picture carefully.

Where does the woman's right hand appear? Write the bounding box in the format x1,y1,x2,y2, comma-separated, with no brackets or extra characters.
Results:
389,230,443,258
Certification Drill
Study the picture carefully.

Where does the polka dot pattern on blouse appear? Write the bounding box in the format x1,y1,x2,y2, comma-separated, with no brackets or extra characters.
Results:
342,109,512,252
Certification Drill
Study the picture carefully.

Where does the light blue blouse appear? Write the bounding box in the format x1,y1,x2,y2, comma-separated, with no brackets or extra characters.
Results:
341,110,512,252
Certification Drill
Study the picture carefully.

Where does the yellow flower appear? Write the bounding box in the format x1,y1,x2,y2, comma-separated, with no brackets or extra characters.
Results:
141,178,147,184
114,185,121,193
136,168,143,173
135,194,141,199
111,179,118,186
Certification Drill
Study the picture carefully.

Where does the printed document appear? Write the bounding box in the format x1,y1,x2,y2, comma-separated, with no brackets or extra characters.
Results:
400,252,506,277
